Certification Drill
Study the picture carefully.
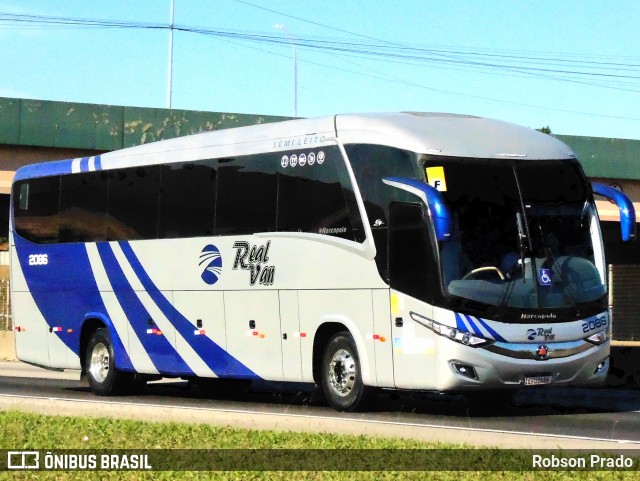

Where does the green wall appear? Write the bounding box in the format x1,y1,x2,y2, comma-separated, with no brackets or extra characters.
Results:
1,97,638,179
0,97,289,151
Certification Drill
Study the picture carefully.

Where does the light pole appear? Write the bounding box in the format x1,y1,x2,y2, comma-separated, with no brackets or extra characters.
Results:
274,23,298,118
167,0,175,109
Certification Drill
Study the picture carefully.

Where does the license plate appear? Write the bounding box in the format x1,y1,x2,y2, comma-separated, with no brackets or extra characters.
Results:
524,375,553,386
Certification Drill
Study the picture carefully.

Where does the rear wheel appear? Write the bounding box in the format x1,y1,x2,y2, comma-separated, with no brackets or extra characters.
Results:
85,328,135,395
321,332,373,411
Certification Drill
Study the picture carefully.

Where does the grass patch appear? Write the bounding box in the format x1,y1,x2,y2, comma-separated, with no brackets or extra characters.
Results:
0,410,634,480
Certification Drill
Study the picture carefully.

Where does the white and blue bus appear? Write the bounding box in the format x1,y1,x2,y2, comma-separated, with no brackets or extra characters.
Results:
10,113,635,411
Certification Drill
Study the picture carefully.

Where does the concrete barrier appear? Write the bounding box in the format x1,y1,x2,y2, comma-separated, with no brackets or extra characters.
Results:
0,331,16,361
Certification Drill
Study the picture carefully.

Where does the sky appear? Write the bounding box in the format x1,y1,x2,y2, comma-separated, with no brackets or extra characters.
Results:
0,0,639,140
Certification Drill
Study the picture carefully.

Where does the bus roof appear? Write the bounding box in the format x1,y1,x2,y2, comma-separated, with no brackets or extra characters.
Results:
335,112,576,160
14,112,576,181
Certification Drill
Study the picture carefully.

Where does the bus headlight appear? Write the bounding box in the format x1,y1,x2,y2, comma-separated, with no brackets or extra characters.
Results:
410,312,492,347
586,330,608,345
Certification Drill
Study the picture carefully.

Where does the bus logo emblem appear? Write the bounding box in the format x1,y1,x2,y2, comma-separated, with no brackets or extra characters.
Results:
199,245,222,285
535,345,550,360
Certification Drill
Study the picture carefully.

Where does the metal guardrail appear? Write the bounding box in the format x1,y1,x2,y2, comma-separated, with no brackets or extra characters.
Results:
0,279,11,331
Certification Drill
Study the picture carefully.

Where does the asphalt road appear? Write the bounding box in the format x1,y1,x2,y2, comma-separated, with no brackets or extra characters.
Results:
1,361,640,450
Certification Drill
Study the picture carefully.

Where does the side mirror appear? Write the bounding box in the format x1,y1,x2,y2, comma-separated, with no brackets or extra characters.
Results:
592,182,636,242
382,177,452,241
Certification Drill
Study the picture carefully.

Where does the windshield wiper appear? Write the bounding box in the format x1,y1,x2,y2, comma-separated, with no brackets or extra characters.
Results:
502,166,542,308
534,218,578,306
515,211,529,278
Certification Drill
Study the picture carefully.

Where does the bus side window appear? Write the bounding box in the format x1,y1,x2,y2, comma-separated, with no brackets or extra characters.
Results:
13,177,61,244
159,160,217,238
19,183,29,211
216,157,278,236
345,144,419,228
345,144,420,275
277,173,345,234
388,201,431,302
59,171,108,242
276,146,362,242
106,166,161,241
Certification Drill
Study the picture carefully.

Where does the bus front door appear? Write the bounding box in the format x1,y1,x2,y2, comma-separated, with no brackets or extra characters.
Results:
388,202,437,390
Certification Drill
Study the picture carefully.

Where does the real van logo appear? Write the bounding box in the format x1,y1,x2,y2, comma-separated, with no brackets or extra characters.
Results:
199,245,222,285
526,327,555,341
232,241,275,286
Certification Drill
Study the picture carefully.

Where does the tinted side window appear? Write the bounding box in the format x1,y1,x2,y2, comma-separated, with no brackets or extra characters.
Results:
59,172,108,242
277,146,364,242
216,157,278,235
345,144,418,227
159,160,217,238
13,177,60,243
389,202,431,302
107,166,161,241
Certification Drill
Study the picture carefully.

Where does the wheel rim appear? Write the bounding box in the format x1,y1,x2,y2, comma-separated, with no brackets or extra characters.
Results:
328,348,356,397
89,342,110,383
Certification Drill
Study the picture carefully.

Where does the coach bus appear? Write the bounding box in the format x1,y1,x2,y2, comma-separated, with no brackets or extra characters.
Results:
10,112,635,411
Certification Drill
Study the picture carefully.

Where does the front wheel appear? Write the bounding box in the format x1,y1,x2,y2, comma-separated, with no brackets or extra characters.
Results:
85,328,134,396
320,332,373,411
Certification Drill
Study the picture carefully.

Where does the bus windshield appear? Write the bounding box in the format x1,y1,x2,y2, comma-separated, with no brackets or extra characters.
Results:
427,156,606,309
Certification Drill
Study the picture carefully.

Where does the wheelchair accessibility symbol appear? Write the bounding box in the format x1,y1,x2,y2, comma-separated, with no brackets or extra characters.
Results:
539,268,552,286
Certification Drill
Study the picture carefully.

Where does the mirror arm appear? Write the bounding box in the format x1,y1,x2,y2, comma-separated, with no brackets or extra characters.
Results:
592,182,636,242
382,176,452,241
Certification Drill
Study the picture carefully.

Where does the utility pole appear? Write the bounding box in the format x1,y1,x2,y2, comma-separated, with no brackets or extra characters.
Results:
166,0,175,109
275,23,297,118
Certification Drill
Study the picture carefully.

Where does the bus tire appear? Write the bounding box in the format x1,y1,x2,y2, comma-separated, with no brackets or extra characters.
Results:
85,328,129,396
321,331,372,412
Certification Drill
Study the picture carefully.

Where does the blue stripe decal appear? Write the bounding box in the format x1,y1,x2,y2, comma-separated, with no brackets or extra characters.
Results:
97,243,194,377
13,237,133,371
94,155,102,171
455,312,506,342
14,159,74,181
119,241,259,379
475,317,507,342
463,315,484,337
454,313,468,332
79,157,90,172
